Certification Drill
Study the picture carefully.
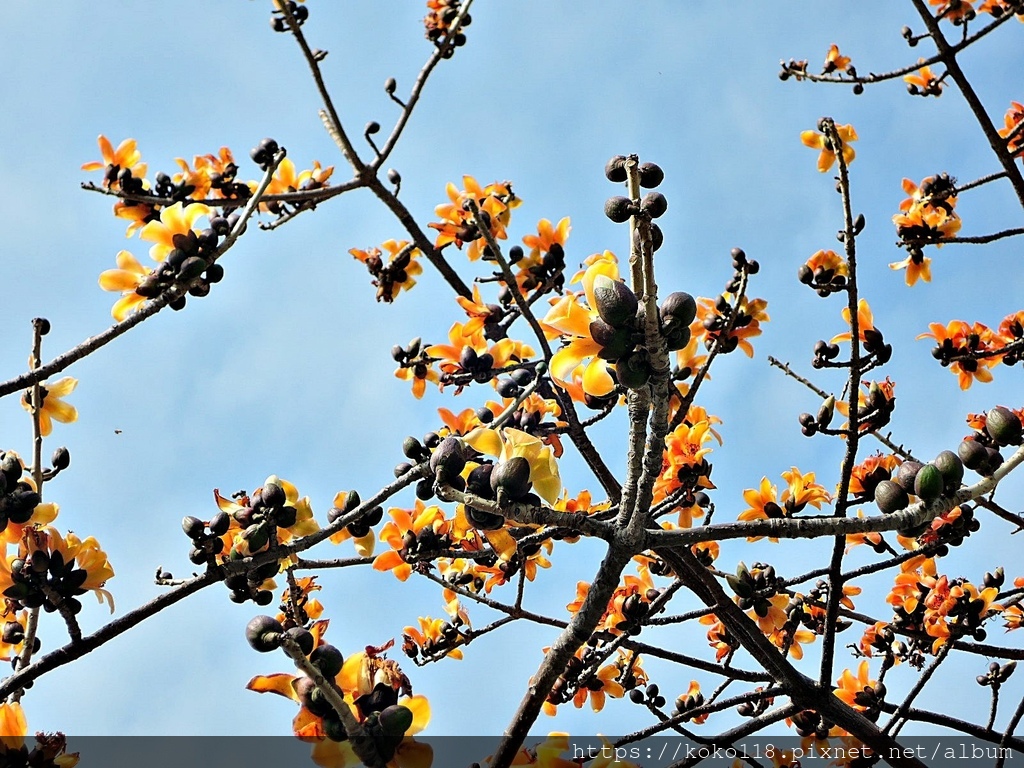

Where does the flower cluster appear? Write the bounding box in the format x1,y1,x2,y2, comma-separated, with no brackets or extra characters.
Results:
917,311,1024,388
429,176,519,261
891,174,961,282
896,567,1001,652
247,622,429,767
350,240,423,303
801,123,857,173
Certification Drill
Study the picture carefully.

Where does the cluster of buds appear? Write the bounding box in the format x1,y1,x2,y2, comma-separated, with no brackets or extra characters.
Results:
700,260,762,354
0,452,40,533
672,685,706,721
4,548,89,615
778,59,809,81
327,490,384,540
798,394,837,437
424,0,470,54
977,660,1016,687
628,682,667,709
861,622,926,670
960,406,1022,476
603,155,666,250
588,275,646,388
269,1,308,32
736,687,775,718
402,614,467,663
792,710,838,740
798,248,849,297
135,215,228,311
182,510,230,565
508,242,566,297
0,733,76,767
725,562,782,618
246,616,414,751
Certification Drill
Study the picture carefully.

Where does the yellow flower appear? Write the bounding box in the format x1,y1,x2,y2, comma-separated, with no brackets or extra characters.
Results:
81,135,147,188
822,44,851,74
463,427,562,503
904,61,942,96
0,702,27,749
830,298,874,344
98,250,153,321
20,377,78,437
544,252,620,397
889,251,932,286
139,201,212,262
800,123,857,172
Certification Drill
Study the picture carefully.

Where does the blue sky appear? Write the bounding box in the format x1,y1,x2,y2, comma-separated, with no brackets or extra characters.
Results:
1,0,1022,745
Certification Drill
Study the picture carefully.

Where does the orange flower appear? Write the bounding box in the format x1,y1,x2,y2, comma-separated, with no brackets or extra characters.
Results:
834,660,878,711
929,0,977,23
544,252,621,398
373,501,456,581
800,123,857,173
350,239,423,303
893,202,961,245
889,250,932,286
822,44,851,73
831,298,875,344
429,176,519,261
998,101,1024,156
917,320,999,389
98,250,153,320
139,201,212,262
81,135,147,188
20,376,78,437
653,420,716,508
904,61,943,96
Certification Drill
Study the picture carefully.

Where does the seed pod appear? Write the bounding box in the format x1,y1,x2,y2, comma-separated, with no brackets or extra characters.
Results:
592,275,638,329
986,406,1023,447
181,516,205,540
663,326,691,351
913,464,943,502
310,643,345,679
959,438,987,470
490,456,532,500
466,463,495,498
378,704,414,737
874,480,909,514
322,710,349,742
604,196,635,223
933,450,964,491
591,320,634,360
262,482,287,509
604,155,628,183
638,162,664,188
816,396,835,430
615,352,651,390
245,615,284,652
429,437,466,483
894,461,923,492
641,191,668,218
285,626,315,656
51,447,71,471
659,291,697,329
466,507,505,530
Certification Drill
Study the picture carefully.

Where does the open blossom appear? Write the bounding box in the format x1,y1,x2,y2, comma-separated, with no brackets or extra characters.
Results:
800,123,857,172
139,201,212,262
20,377,78,437
543,252,620,398
81,135,147,189
822,44,851,73
98,250,153,321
